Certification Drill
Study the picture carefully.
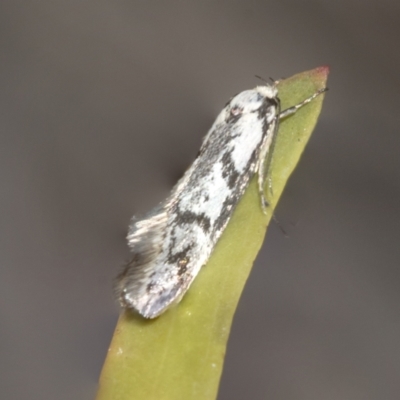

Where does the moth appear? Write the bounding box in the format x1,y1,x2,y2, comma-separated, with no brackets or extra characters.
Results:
116,82,327,318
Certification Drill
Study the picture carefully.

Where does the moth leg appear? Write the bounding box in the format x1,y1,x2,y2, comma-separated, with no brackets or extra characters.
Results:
279,87,328,119
257,146,270,214
258,87,327,213
257,118,279,214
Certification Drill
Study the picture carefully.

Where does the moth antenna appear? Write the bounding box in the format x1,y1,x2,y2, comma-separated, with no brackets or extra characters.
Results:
255,74,269,84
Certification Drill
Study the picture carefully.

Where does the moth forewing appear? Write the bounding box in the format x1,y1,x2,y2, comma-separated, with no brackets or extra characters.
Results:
115,84,327,318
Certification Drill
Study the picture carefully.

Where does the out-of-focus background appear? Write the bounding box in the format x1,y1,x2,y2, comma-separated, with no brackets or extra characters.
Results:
1,1,399,399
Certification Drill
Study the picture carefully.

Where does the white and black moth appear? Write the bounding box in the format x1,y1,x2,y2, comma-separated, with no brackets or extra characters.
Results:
116,82,326,318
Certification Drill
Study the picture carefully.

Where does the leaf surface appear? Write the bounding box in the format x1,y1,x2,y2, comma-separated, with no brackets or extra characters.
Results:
96,67,329,400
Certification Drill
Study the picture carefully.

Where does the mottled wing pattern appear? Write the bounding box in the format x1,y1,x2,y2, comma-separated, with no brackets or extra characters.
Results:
115,85,280,318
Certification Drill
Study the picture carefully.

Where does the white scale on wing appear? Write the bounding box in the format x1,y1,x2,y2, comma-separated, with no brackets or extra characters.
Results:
229,117,264,172
179,161,232,221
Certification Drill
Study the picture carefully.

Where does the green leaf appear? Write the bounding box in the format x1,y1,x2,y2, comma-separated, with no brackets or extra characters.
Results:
96,67,329,400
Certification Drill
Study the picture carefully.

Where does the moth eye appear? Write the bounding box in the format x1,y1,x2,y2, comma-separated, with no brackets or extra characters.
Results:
230,106,243,116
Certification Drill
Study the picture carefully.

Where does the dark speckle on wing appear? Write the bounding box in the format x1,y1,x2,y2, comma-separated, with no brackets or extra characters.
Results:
167,245,193,265
178,210,211,232
221,151,240,189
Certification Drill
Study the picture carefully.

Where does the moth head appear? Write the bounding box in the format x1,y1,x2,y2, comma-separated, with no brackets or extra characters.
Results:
226,84,278,120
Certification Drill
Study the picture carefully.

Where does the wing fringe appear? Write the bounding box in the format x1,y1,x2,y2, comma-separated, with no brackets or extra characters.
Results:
114,201,171,310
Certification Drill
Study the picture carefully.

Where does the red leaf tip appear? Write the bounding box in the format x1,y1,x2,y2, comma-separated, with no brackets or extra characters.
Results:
315,65,330,76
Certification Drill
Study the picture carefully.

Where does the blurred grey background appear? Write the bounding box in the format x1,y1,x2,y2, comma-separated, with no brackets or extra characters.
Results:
1,1,399,399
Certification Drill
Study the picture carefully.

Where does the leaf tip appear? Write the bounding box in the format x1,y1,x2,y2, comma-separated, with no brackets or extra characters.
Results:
314,65,330,78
